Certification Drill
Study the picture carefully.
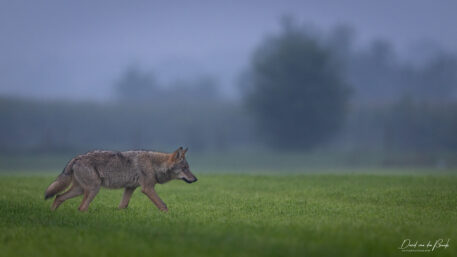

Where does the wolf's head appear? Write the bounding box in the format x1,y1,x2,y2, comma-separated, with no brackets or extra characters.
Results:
168,147,197,183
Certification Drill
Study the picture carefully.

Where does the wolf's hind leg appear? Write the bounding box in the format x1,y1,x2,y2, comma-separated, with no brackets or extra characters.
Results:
51,183,83,211
118,187,136,209
78,187,100,212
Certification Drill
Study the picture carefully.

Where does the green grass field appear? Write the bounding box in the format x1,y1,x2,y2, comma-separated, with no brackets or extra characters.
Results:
0,173,456,257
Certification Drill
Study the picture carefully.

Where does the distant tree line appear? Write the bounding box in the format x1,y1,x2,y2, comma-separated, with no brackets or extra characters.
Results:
0,85,255,153
1,17,457,167
325,25,457,162
241,17,457,165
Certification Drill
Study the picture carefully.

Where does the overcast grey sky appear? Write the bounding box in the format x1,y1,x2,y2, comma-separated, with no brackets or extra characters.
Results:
1,0,456,100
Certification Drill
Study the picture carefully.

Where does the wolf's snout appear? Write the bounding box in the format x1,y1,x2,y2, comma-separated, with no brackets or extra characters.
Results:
182,176,197,183
180,169,197,183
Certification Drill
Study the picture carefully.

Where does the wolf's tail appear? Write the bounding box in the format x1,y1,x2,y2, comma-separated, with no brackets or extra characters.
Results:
44,158,76,200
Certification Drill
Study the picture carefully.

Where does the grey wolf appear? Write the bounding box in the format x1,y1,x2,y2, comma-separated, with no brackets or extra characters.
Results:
44,147,197,212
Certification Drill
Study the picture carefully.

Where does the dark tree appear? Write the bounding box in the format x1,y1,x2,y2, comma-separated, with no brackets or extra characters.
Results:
243,19,350,150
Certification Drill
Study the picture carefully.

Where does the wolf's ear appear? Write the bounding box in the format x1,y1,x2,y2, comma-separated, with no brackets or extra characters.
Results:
170,147,184,162
183,147,188,155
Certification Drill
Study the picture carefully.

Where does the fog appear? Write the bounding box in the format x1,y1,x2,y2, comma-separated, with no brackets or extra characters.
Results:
1,1,457,171
1,0,456,100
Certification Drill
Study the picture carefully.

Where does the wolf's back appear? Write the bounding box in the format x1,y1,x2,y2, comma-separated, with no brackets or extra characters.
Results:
44,158,76,200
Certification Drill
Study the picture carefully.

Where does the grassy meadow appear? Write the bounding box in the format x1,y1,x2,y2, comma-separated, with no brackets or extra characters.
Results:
0,171,456,257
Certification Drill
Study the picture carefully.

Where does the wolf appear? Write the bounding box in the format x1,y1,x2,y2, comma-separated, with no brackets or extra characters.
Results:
44,147,197,212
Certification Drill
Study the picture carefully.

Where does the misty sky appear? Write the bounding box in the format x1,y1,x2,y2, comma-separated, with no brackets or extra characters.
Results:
1,0,456,100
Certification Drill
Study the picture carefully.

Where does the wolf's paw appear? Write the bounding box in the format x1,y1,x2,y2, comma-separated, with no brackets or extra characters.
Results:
118,204,128,210
50,199,61,211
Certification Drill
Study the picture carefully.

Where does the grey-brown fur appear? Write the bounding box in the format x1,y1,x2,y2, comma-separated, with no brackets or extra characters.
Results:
44,147,197,212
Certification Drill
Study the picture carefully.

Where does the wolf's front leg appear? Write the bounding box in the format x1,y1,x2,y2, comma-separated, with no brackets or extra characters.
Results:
141,186,168,212
119,187,136,209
